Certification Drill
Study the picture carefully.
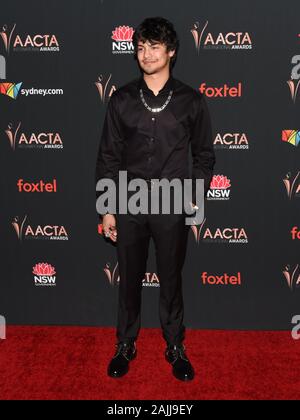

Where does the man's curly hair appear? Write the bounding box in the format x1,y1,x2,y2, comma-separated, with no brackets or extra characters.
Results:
132,17,179,69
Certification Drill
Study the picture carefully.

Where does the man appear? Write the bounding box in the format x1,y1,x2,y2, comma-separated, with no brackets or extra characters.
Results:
95,17,215,381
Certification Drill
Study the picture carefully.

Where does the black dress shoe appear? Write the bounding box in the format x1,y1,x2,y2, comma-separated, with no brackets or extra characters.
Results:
107,341,137,378
165,343,195,381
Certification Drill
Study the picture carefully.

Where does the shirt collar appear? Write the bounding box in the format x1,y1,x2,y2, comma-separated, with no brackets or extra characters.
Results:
138,74,175,96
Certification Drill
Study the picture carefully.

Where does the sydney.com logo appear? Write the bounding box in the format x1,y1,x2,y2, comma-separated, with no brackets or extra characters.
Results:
0,84,63,100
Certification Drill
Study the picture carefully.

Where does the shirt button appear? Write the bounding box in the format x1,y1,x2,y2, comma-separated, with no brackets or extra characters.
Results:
148,157,152,163
151,117,155,121
150,137,154,142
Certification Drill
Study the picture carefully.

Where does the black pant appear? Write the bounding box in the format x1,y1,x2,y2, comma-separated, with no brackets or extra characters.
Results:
115,188,190,346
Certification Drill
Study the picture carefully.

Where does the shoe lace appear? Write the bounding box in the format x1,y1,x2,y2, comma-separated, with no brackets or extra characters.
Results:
114,342,135,360
167,344,188,363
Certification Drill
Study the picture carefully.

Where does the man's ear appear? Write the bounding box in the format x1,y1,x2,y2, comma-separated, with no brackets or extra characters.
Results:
169,49,175,58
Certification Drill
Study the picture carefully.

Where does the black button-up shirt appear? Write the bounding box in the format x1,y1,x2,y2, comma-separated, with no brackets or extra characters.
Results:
95,74,216,206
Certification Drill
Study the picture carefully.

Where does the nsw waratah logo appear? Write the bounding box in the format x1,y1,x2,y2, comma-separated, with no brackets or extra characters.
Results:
33,263,57,287
287,55,300,103
0,82,22,99
0,24,59,53
104,262,160,288
191,20,252,53
4,122,64,150
214,132,249,150
282,130,300,147
95,74,116,103
111,25,134,54
12,215,68,241
283,264,300,291
207,175,231,201
283,171,300,200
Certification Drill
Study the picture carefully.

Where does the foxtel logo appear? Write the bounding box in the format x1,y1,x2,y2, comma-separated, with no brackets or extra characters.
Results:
291,227,300,240
201,272,242,286
17,179,57,193
199,83,242,98
214,133,249,150
207,175,231,201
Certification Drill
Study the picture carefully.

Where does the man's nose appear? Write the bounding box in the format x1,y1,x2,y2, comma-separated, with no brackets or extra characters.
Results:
144,49,152,60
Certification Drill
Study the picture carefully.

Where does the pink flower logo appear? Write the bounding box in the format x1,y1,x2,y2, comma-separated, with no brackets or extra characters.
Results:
210,175,231,189
33,263,56,276
111,26,134,41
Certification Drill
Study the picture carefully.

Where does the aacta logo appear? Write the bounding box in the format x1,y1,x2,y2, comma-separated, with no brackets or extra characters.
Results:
199,82,242,98
104,262,160,288
214,132,249,150
283,264,300,291
291,227,300,240
33,263,56,287
0,23,59,53
12,216,68,241
111,25,134,54
5,122,63,150
0,82,22,99
287,55,300,103
191,219,248,244
201,272,242,286
95,74,116,103
202,227,248,243
283,171,300,200
207,175,231,201
17,179,57,193
282,130,300,147
191,21,252,52
0,24,16,54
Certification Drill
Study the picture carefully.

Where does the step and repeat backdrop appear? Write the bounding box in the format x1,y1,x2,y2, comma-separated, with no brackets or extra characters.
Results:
0,0,299,330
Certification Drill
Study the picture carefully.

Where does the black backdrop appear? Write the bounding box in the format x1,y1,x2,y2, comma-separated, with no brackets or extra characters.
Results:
0,0,299,330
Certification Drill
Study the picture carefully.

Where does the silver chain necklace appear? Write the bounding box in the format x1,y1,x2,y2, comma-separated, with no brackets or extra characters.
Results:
139,88,173,113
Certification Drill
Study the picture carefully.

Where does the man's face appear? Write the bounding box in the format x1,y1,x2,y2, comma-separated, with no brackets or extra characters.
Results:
137,40,175,75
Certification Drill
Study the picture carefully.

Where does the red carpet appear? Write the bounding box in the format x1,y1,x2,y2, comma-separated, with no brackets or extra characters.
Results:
0,326,300,400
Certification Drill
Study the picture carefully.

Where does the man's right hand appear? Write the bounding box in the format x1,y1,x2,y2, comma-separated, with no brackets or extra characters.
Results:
102,214,117,243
